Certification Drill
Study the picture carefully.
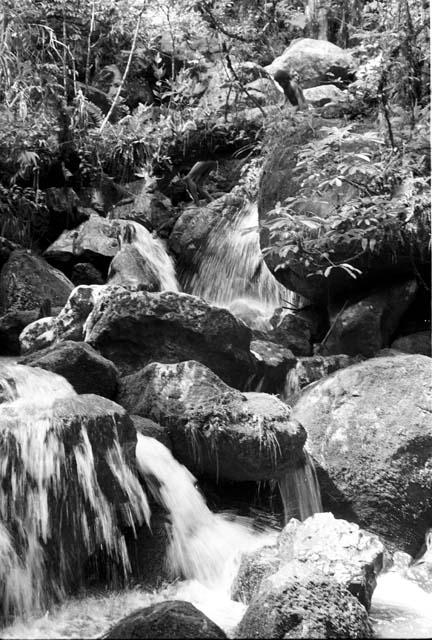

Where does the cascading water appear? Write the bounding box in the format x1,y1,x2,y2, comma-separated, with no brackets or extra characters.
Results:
184,202,294,330
0,364,149,625
126,221,179,292
278,451,323,523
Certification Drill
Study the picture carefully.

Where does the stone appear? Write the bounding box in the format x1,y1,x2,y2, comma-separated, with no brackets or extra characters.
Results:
71,263,105,286
324,279,418,357
0,310,40,355
231,545,280,604
245,78,282,105
282,353,363,403
303,83,346,106
235,578,372,639
265,38,356,89
20,341,119,398
103,600,227,639
110,183,177,238
249,340,297,394
117,360,306,482
44,214,127,266
85,289,256,387
276,513,384,610
391,330,431,357
269,308,312,356
19,316,58,354
0,249,73,313
290,355,432,555
129,415,172,450
107,245,160,291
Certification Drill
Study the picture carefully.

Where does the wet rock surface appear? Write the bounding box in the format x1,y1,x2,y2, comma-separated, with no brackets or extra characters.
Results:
290,354,432,555
117,360,306,482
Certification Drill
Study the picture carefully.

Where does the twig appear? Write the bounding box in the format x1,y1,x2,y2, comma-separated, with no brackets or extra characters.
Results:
85,0,96,90
99,2,145,132
224,48,266,118
319,299,349,354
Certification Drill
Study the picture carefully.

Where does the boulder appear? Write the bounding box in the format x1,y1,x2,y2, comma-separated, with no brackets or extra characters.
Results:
245,78,282,105
249,340,296,394
265,38,356,89
107,245,160,291
20,340,119,398
324,279,418,357
303,83,346,106
269,308,312,356
231,545,280,604
0,249,73,313
117,360,306,482
258,120,430,304
44,214,126,267
85,289,256,387
0,236,21,267
0,310,41,355
290,355,432,554
391,330,431,357
110,183,177,238
283,353,362,403
235,578,372,639
19,285,113,354
103,600,227,639
130,415,172,450
71,263,105,286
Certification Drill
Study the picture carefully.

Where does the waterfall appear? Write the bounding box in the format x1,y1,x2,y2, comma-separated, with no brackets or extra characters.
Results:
126,222,179,292
184,202,294,329
135,434,276,588
278,451,323,523
0,364,148,624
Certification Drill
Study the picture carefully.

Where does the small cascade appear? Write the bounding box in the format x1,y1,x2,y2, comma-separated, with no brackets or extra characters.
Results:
0,364,149,624
184,202,294,328
117,221,179,291
135,434,276,588
278,451,323,523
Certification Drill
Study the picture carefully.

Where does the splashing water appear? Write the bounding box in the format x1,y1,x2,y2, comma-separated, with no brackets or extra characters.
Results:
278,451,323,523
135,434,277,588
0,364,149,624
124,221,179,291
184,202,293,329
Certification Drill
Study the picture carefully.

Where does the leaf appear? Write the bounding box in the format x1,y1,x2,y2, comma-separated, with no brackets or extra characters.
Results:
361,238,368,250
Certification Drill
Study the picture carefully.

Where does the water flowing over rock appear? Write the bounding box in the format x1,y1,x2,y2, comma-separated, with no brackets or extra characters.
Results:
120,361,306,483
85,289,256,386
0,250,73,313
107,221,179,292
249,340,296,395
290,354,432,555
103,600,227,639
20,341,119,398
0,364,149,624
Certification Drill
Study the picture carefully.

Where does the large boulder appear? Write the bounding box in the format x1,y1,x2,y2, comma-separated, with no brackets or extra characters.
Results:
303,83,346,106
0,249,73,313
232,513,383,611
103,600,227,639
324,279,418,356
117,360,306,482
269,308,313,356
44,214,126,268
85,289,256,387
258,120,430,304
0,310,41,355
391,330,431,357
290,355,432,554
235,578,372,639
107,245,160,291
265,38,356,89
20,340,119,398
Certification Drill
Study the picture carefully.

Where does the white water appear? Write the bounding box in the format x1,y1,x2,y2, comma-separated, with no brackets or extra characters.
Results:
278,451,323,523
185,202,293,329
0,363,149,624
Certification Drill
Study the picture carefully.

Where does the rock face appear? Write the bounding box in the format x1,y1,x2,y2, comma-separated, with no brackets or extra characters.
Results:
233,513,383,610
103,600,227,639
117,360,306,482
269,308,313,356
0,249,73,313
85,289,256,387
265,38,355,89
290,355,432,554
107,244,160,291
44,214,126,267
235,578,372,639
324,279,418,356
391,330,431,356
20,341,119,398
